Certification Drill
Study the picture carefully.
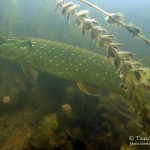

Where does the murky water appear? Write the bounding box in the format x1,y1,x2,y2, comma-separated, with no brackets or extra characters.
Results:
0,0,150,150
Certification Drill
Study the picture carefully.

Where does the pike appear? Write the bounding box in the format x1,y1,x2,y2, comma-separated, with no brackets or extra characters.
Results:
0,37,122,95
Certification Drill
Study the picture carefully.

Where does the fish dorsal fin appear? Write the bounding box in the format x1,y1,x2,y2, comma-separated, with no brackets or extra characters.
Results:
21,63,39,81
77,81,100,96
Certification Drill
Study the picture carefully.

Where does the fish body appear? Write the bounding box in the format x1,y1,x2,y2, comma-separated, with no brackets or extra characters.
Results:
0,37,121,93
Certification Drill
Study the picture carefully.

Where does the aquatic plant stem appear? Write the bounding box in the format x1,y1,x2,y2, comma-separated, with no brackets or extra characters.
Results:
80,0,150,45
80,0,110,17
137,34,150,45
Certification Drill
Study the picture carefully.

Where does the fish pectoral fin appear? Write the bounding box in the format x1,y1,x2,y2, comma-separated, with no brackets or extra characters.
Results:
21,63,39,81
77,81,100,96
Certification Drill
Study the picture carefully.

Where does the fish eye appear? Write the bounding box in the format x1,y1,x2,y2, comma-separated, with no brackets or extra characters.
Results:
0,37,4,45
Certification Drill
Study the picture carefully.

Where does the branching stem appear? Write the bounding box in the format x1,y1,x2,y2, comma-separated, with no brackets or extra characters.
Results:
80,0,150,45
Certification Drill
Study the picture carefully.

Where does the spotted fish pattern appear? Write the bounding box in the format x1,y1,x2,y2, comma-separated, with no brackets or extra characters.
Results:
0,37,121,93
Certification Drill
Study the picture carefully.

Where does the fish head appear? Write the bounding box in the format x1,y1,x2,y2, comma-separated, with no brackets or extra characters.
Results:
0,37,31,61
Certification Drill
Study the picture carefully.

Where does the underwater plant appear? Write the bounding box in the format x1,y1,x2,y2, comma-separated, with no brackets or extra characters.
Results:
40,113,59,135
54,0,150,134
80,0,150,45
120,144,136,150
61,103,72,118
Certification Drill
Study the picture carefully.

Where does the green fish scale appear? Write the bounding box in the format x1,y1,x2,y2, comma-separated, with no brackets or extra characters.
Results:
27,38,121,93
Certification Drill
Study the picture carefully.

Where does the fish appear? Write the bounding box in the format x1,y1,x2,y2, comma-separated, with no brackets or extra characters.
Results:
0,36,122,95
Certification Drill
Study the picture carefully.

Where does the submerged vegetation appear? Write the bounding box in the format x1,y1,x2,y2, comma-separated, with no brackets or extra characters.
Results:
0,0,150,150
54,0,150,135
80,0,150,45
0,62,148,149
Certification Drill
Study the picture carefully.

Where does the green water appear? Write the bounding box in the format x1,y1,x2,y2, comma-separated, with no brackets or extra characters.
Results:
0,0,150,150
